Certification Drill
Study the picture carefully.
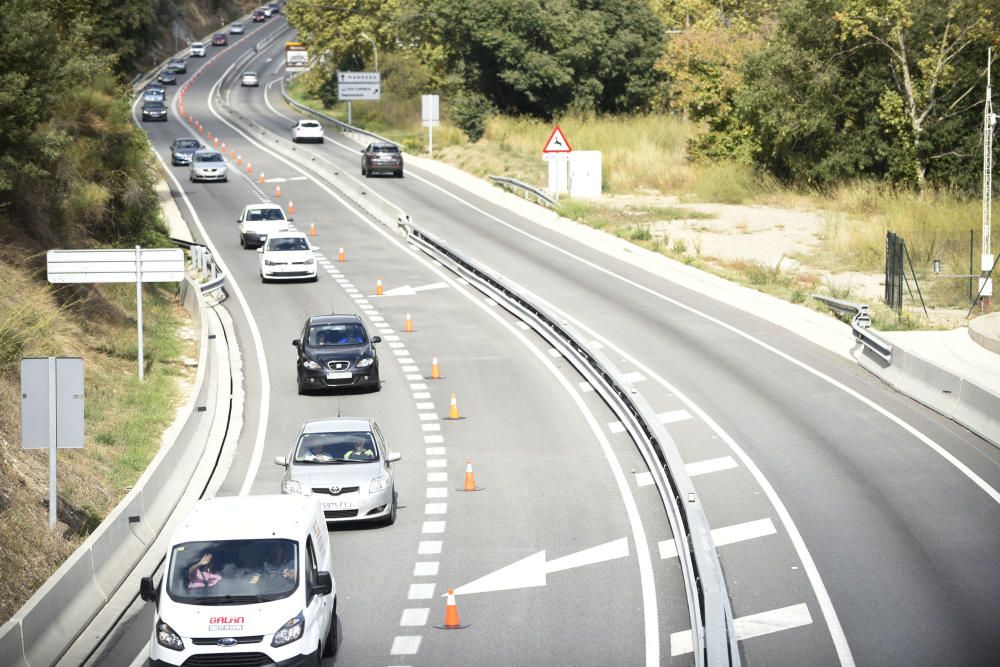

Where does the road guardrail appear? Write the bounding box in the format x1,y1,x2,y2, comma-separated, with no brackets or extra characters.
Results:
488,175,557,208
813,295,893,361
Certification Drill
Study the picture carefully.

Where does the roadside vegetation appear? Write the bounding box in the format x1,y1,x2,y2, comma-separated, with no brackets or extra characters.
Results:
0,0,250,623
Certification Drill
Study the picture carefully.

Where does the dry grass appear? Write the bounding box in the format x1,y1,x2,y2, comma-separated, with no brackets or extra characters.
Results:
0,256,194,622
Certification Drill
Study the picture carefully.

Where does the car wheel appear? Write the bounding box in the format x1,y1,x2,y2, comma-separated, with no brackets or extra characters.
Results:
239,234,245,248
381,492,397,526
323,604,338,656
222,176,228,182
396,170,404,178
318,138,324,144
292,137,298,143
361,165,366,176
310,274,319,283
297,375,307,395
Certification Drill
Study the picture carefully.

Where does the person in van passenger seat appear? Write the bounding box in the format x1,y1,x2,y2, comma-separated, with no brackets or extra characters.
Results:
187,552,222,588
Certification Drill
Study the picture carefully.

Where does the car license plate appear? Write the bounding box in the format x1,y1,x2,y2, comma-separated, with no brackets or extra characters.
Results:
326,371,351,380
322,499,357,510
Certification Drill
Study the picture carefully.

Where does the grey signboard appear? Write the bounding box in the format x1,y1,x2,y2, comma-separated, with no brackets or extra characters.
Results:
21,357,84,450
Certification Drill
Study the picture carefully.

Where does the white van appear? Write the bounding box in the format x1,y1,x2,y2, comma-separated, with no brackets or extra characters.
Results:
139,494,337,665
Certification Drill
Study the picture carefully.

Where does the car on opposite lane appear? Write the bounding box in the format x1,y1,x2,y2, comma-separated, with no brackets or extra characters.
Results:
211,33,227,47
275,417,400,525
189,149,228,182
169,138,202,166
189,41,206,57
361,142,404,178
241,71,259,87
292,314,381,394
157,69,177,85
141,100,167,122
166,57,187,74
292,119,324,143
229,22,245,34
237,203,292,249
258,231,317,283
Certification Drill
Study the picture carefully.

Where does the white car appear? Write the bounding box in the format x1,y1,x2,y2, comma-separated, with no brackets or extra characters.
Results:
188,150,228,182
230,22,245,34
292,119,324,143
262,6,274,17
189,41,205,57
258,231,317,282
241,71,259,87
238,203,292,248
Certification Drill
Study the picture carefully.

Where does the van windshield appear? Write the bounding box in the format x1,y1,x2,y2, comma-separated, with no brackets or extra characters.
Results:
166,538,299,604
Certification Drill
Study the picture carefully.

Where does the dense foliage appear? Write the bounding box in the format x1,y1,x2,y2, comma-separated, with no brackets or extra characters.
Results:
289,0,995,193
0,0,169,248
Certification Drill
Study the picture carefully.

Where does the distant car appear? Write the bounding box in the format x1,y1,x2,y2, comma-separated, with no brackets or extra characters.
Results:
169,138,202,166
142,87,165,103
189,150,228,182
275,417,400,525
291,314,381,394
229,22,245,34
237,203,291,248
258,231,317,282
166,57,187,74
361,142,403,178
292,119,324,143
141,100,167,122
252,9,266,22
211,33,227,46
189,41,206,57
241,71,259,87
267,2,281,14
157,69,177,85
262,6,274,17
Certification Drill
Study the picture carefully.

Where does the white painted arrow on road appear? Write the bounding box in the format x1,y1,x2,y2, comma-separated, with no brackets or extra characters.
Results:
449,538,629,596
379,281,449,297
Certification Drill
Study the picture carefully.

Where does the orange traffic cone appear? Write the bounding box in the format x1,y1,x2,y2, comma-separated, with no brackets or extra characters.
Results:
308,222,316,237
376,279,383,296
337,247,345,262
237,154,243,165
445,393,464,420
246,162,252,173
434,589,470,629
430,356,441,380
213,137,219,146
275,185,282,198
229,150,236,159
404,312,414,333
207,131,212,141
288,200,296,215
458,460,483,492
198,125,204,134
258,172,265,184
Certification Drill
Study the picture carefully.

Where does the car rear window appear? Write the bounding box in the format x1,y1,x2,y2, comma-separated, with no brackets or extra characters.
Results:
372,145,399,153
300,121,320,128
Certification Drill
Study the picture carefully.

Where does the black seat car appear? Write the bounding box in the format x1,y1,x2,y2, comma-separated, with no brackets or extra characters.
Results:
167,57,187,74
141,100,168,122
157,69,177,85
292,315,381,394
361,142,403,178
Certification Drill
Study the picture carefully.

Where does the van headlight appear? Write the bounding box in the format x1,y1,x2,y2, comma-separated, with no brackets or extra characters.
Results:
370,476,389,493
356,357,374,368
282,479,304,495
156,619,184,651
271,611,304,647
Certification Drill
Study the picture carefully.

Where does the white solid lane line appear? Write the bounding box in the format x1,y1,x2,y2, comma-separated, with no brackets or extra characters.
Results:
659,518,778,559
686,455,739,477
670,603,813,655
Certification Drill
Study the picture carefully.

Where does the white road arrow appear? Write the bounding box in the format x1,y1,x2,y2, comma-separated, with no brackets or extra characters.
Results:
449,538,629,596
378,281,449,297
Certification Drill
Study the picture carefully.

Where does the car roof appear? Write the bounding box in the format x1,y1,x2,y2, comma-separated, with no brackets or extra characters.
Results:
301,417,373,435
305,314,364,327
191,41,204,45
243,203,283,211
172,137,199,144
171,495,315,543
243,71,258,76
192,148,222,155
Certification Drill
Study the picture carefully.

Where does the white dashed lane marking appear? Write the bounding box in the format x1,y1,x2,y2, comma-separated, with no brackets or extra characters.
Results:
390,636,422,655
418,541,442,554
658,518,777,559
400,608,430,626
609,409,692,434
670,603,812,655
414,562,439,576
686,456,738,477
422,521,446,533
408,584,436,600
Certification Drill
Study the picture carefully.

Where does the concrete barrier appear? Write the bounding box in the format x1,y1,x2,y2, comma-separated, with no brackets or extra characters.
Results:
0,278,216,666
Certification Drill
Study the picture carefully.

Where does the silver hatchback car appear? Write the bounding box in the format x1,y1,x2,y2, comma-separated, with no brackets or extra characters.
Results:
275,418,401,525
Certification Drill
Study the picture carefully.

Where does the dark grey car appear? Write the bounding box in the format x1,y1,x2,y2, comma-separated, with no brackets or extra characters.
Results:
166,57,187,74
170,138,202,166
361,142,403,178
292,315,381,394
141,100,168,122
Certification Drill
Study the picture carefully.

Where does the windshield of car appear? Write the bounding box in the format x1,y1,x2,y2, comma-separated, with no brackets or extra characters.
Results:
191,42,203,48
244,72,257,78
145,102,165,109
308,323,368,347
175,139,200,149
195,153,223,163
166,539,299,604
295,431,378,463
246,207,286,221
266,237,309,252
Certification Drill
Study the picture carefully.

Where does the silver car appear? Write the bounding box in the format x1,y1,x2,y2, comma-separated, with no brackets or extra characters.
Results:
189,149,228,182
275,418,400,525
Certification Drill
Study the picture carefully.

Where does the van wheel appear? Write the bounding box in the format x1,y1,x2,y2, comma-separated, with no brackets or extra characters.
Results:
323,604,338,656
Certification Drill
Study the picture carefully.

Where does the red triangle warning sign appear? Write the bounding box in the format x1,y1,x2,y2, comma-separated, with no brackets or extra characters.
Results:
542,126,572,153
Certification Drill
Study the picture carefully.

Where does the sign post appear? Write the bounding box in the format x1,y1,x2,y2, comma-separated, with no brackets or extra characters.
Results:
47,247,185,380
422,95,440,157
21,357,84,529
542,126,572,201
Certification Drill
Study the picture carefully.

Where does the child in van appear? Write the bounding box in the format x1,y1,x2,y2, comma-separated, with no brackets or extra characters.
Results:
187,551,222,588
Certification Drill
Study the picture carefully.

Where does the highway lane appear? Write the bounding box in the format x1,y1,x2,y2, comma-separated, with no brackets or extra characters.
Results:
102,16,690,667
231,31,1000,665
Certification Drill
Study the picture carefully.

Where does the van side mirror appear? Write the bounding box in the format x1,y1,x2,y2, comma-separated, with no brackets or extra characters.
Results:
386,452,401,463
274,455,287,467
139,576,157,602
371,336,382,344
257,247,264,254
313,571,333,596
292,339,300,347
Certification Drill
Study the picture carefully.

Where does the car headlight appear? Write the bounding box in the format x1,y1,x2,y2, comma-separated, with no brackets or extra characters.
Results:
302,360,321,370
370,476,389,493
264,259,276,266
282,479,303,494
304,258,314,265
356,357,374,368
271,611,304,648
156,619,184,651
